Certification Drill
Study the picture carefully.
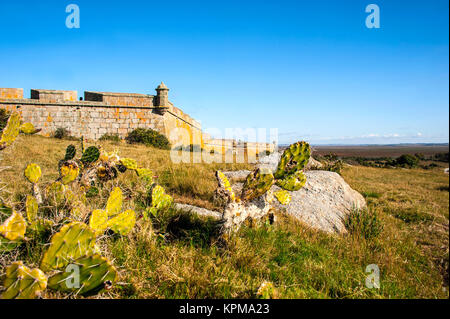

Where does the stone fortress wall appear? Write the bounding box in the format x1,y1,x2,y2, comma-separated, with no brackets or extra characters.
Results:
0,84,275,159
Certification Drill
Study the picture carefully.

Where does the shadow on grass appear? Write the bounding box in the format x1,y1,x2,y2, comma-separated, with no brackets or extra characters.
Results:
165,211,223,248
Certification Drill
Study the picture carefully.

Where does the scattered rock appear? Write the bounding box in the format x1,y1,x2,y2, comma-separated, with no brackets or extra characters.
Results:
223,170,251,182
305,156,323,170
174,203,222,220
272,170,366,234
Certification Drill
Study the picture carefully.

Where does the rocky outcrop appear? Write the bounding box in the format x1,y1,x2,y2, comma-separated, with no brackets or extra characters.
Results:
272,170,365,234
221,169,366,234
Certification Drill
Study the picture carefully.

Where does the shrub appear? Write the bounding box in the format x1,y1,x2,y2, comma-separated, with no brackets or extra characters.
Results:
0,108,10,132
395,154,419,168
53,128,71,139
345,208,383,240
99,133,122,142
125,128,171,150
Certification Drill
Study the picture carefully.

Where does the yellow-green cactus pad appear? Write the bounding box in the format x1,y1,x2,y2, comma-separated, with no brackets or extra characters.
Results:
0,112,21,149
241,169,274,202
59,161,80,185
120,158,138,170
256,281,277,299
274,190,291,205
274,141,311,180
0,211,27,241
46,182,66,206
135,168,153,183
89,209,109,235
0,236,21,252
47,254,117,296
151,185,173,211
1,261,47,299
19,122,38,135
275,171,307,192
24,163,42,184
216,171,236,202
106,187,123,216
40,222,96,272
26,195,38,224
107,209,136,236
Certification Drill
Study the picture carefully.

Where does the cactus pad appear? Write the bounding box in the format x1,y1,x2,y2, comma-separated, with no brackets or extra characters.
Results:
275,170,307,191
47,254,117,296
59,161,80,185
1,261,47,299
0,112,21,150
150,185,173,211
274,190,291,205
40,222,97,272
25,195,38,224
274,141,310,180
135,168,153,183
107,209,136,236
241,169,275,202
120,158,138,170
106,187,123,216
0,211,27,241
64,145,77,161
89,209,109,235
24,163,42,184
81,146,100,165
19,122,39,135
46,182,66,206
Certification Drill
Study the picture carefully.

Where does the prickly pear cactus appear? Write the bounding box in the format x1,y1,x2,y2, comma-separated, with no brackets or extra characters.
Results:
275,170,306,191
19,122,40,135
135,168,153,184
26,195,38,224
241,169,274,202
273,141,310,192
274,141,310,180
0,111,21,150
64,145,76,161
0,261,47,299
24,163,41,184
47,254,117,296
0,211,27,241
81,146,100,165
59,160,80,185
40,222,97,272
273,190,291,205
106,187,123,216
107,209,136,236
89,209,108,235
120,158,138,170
46,182,66,207
147,185,173,217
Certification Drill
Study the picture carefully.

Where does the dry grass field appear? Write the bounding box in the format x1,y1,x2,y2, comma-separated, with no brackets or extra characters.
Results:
0,135,448,299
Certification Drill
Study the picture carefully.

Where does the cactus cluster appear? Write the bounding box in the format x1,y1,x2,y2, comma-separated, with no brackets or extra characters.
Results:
89,187,136,236
0,262,47,299
214,141,311,232
0,112,21,150
0,135,170,299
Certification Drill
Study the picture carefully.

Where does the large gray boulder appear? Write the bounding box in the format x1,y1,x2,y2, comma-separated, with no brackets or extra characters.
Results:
272,171,366,234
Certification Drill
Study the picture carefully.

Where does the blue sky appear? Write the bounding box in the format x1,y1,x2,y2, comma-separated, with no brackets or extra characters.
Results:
0,0,448,145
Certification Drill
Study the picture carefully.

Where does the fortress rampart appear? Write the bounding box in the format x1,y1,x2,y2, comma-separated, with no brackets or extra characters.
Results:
0,84,274,158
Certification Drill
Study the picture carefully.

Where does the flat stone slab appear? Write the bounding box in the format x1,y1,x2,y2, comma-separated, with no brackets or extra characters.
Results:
272,170,366,234
174,203,222,220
